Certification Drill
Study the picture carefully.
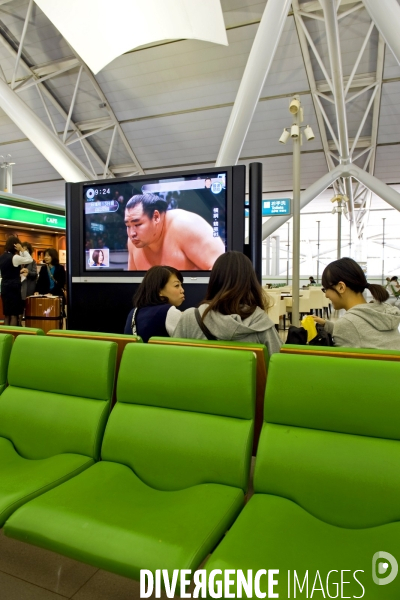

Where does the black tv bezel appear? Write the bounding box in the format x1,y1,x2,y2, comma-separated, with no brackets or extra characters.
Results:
67,165,245,281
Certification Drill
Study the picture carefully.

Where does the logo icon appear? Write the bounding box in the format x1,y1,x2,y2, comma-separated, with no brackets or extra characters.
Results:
372,551,398,585
211,182,223,194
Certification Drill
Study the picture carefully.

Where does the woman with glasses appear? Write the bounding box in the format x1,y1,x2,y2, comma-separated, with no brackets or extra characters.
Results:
314,257,400,349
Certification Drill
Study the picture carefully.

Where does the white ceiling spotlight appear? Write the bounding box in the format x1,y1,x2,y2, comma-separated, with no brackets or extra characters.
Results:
331,194,349,214
290,124,300,138
34,0,228,74
304,125,315,141
279,128,290,144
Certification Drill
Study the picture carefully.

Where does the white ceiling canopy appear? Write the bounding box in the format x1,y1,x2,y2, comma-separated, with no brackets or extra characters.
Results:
34,0,228,74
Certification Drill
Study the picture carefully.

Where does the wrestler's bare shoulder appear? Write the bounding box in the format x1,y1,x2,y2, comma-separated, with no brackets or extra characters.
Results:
166,209,208,229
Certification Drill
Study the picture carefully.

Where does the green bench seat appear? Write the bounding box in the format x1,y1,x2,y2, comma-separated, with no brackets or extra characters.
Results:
205,353,400,597
5,343,256,580
149,337,268,453
0,333,13,395
0,335,117,526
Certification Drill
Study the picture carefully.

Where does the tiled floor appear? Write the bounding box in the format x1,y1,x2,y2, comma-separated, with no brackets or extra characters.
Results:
0,530,156,599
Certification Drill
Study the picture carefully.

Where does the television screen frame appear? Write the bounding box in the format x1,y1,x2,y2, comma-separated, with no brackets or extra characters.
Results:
67,165,245,282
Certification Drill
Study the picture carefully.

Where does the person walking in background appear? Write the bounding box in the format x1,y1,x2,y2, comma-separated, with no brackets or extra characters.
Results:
173,251,282,356
0,236,33,326
313,257,400,349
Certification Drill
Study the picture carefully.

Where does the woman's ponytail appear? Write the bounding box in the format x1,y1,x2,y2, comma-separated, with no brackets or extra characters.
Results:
368,283,389,303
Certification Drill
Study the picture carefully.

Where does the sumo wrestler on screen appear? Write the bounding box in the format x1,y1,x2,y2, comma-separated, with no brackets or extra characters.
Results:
124,193,224,270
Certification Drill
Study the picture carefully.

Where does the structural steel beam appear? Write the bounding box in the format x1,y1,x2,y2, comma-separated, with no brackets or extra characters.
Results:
0,76,90,182
262,165,344,240
345,164,400,212
319,0,355,228
362,0,400,67
262,160,400,241
216,0,292,166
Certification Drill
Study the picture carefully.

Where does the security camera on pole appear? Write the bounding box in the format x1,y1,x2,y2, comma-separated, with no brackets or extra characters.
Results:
279,97,315,326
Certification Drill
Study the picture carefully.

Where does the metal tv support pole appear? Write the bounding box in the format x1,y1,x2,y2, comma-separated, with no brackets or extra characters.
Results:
249,162,262,283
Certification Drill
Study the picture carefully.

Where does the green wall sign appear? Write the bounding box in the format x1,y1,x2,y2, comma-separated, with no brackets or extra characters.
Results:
0,204,66,229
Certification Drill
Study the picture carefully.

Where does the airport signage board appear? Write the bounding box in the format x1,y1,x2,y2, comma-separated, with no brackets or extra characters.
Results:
245,198,291,217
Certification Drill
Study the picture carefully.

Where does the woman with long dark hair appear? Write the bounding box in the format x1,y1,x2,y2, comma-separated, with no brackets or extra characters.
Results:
173,251,281,355
314,257,400,349
35,248,66,299
0,235,33,325
124,265,184,342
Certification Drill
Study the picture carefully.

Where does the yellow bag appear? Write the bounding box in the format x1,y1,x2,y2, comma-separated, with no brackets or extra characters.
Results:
301,315,317,343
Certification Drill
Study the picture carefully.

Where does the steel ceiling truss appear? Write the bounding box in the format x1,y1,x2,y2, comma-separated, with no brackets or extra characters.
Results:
0,0,144,179
293,0,384,239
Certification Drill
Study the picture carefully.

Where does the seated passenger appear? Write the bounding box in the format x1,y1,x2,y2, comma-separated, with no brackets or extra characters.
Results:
387,276,400,306
313,257,400,349
173,251,282,355
124,266,184,342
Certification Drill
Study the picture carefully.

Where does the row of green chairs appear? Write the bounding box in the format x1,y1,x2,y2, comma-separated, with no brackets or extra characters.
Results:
0,334,257,583
0,333,399,596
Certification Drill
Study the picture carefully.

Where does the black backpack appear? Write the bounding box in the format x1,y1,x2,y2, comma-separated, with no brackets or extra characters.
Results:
286,324,333,346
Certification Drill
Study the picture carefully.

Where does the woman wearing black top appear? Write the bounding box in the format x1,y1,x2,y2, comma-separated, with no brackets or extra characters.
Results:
0,235,33,325
124,266,184,342
35,248,66,299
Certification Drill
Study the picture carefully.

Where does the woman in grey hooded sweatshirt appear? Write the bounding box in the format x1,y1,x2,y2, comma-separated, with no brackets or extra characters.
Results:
173,251,282,356
314,257,400,350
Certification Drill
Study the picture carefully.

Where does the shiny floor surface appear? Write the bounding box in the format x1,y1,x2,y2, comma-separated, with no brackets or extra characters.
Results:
0,529,172,600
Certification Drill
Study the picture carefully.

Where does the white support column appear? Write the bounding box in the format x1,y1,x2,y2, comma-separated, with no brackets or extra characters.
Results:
262,165,344,240
215,0,291,166
344,164,400,212
319,0,356,229
362,0,400,66
0,77,90,182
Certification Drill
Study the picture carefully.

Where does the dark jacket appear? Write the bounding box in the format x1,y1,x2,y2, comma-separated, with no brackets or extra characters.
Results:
124,304,171,342
36,263,66,297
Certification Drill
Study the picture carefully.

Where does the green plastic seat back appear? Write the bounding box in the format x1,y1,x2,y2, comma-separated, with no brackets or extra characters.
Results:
103,343,256,491
150,337,268,454
255,353,400,529
0,325,45,336
150,336,268,364
0,336,117,460
0,334,13,393
281,344,400,359
47,330,142,342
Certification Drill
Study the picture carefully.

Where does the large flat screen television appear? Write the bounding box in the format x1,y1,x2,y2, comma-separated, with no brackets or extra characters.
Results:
67,166,245,279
